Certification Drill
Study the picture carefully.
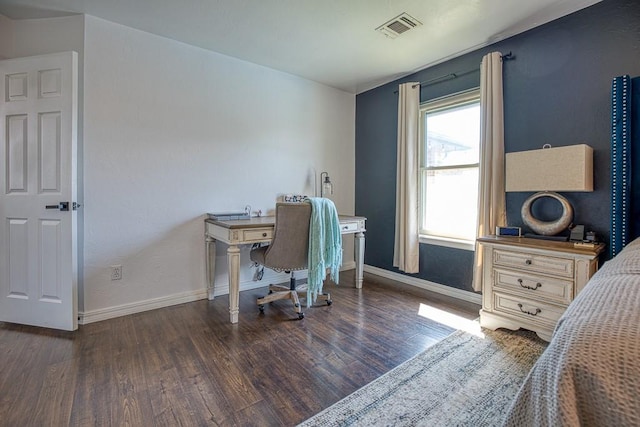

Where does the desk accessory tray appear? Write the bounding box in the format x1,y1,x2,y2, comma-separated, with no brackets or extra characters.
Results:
207,212,250,220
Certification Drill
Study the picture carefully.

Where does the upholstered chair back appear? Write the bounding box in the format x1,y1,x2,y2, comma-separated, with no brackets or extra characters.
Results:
251,203,311,271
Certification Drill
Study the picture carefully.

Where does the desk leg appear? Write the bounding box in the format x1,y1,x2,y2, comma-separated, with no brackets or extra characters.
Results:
355,231,365,289
206,236,216,300
227,245,241,323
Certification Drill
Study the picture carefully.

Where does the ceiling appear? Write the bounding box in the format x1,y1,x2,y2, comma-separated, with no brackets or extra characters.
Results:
0,0,602,94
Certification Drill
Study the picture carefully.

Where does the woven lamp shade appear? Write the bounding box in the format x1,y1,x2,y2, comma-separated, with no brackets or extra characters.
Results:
505,144,593,192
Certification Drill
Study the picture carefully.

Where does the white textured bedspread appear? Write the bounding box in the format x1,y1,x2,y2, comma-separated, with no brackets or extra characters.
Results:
503,238,640,426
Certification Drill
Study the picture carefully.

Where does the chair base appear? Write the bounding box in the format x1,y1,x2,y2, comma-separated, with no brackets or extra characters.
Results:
257,283,332,320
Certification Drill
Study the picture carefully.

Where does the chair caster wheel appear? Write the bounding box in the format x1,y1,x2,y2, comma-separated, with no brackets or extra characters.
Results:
298,312,305,320
258,305,265,313
326,300,332,306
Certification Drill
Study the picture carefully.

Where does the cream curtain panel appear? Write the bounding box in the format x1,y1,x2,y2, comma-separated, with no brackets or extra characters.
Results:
393,82,420,273
472,52,507,292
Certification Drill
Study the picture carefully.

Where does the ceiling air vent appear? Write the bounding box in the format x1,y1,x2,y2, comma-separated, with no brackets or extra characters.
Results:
376,13,422,39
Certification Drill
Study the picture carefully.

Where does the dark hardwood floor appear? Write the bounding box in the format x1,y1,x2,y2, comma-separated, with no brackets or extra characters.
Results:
0,271,480,426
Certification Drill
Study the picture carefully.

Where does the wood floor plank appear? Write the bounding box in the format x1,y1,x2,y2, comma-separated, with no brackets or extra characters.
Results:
0,271,480,426
30,359,78,426
0,327,65,426
148,367,200,426
112,348,156,425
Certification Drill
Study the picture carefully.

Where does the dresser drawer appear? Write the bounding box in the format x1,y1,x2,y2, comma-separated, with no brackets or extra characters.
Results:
493,292,565,327
493,249,574,278
493,268,573,304
242,228,273,242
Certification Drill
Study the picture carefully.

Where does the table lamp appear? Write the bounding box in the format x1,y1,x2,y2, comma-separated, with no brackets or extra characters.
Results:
320,171,333,198
505,144,593,236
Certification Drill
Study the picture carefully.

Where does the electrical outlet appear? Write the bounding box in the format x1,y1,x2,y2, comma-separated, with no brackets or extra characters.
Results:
110,265,122,281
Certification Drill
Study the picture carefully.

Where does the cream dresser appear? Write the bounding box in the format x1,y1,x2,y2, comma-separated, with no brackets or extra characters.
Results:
477,236,605,341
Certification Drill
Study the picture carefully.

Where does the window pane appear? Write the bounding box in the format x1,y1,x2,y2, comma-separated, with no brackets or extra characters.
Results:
422,168,479,240
424,103,480,168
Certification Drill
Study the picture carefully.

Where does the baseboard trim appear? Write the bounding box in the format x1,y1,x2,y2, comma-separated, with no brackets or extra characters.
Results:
342,260,356,271
364,265,482,305
79,289,209,325
79,261,359,325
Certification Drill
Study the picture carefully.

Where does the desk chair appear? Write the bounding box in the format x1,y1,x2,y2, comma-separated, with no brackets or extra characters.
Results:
250,202,332,319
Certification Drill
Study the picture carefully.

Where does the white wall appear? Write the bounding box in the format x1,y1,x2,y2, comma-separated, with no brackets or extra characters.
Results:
1,13,355,320
1,14,84,59
11,15,84,59
0,15,13,59
82,16,355,316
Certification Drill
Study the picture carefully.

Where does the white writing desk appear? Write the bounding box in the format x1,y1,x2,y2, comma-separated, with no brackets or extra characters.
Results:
205,215,366,323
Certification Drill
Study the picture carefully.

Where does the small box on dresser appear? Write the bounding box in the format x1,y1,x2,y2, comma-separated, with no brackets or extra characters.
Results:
477,235,605,341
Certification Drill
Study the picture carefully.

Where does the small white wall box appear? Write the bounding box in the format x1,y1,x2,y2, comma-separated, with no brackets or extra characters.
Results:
496,226,521,237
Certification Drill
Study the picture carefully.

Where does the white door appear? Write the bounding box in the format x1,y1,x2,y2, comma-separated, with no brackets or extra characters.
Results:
0,52,78,331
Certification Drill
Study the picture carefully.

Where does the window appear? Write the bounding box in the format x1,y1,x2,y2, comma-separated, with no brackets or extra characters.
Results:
419,88,480,250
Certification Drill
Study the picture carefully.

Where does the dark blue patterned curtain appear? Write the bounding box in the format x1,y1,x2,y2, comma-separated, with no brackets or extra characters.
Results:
611,76,640,257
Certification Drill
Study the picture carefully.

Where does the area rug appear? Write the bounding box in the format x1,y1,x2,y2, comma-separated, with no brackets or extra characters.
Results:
298,326,547,427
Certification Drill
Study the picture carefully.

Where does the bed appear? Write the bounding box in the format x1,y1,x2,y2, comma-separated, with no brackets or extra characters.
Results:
503,75,640,426
503,238,640,425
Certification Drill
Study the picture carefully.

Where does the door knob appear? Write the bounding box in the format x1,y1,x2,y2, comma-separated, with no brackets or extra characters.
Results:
45,202,69,211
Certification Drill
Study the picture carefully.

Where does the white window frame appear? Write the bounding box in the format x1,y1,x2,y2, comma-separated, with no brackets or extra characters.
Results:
418,88,481,251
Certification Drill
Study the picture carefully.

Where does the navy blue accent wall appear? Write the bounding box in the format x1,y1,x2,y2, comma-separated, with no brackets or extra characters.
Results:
355,0,640,293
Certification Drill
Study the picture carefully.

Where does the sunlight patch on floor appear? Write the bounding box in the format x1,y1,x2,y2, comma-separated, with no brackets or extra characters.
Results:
418,303,485,337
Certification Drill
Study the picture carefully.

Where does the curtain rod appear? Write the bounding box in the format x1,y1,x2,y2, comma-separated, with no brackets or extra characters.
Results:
393,51,515,93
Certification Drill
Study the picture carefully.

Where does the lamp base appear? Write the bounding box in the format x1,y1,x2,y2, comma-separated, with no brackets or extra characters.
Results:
521,191,573,236
523,233,569,242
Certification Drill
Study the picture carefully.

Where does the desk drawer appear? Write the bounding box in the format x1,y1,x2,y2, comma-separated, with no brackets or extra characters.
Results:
493,249,573,278
493,268,572,304
493,292,564,327
340,221,360,233
243,228,273,242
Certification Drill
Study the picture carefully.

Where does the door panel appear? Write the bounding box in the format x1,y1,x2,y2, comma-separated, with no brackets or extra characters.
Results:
39,111,62,192
7,114,28,192
40,219,62,302
8,218,28,298
0,52,78,331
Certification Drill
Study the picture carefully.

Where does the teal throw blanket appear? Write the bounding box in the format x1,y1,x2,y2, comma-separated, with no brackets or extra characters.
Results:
306,198,342,306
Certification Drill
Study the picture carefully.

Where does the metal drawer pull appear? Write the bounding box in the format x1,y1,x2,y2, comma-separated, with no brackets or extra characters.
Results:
525,259,532,265
517,279,542,290
262,233,267,237
517,303,541,316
